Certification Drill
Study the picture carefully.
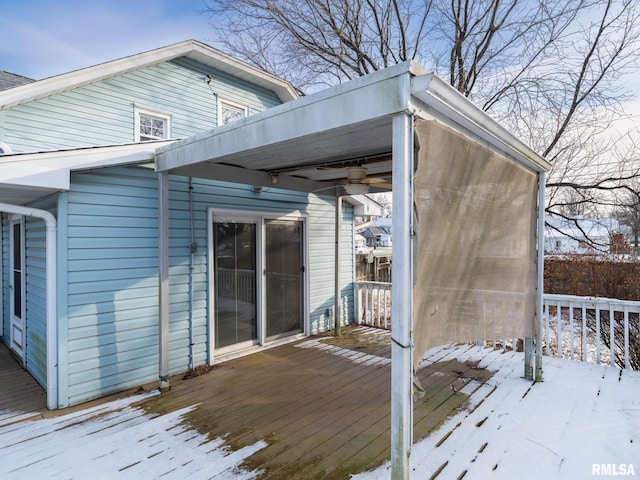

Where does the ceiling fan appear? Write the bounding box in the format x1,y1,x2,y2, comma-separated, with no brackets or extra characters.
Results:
340,166,392,195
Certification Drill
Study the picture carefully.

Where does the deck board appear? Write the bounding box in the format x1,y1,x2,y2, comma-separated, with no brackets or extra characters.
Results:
140,326,499,479
0,343,46,422
1,327,502,479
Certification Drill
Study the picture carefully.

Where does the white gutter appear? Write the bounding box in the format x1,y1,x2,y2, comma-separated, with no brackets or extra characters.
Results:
0,203,57,409
410,71,551,174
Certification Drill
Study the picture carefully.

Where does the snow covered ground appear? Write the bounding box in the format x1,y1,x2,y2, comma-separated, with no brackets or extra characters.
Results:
1,347,638,479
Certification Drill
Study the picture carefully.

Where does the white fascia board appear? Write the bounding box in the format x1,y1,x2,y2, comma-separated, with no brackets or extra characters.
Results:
0,164,69,190
0,141,174,189
410,71,551,173
0,43,189,110
156,61,414,173
344,195,386,217
187,42,297,102
0,40,296,111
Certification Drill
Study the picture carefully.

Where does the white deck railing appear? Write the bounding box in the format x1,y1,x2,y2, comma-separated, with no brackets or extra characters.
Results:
354,282,639,370
543,293,639,370
354,281,392,330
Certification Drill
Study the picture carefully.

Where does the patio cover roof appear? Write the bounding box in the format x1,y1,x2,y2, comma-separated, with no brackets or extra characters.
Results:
155,61,549,190
155,61,551,480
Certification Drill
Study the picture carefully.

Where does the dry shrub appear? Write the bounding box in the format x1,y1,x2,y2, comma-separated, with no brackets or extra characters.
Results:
545,255,640,301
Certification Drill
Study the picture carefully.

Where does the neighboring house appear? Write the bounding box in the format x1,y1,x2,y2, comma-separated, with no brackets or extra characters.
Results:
358,217,392,247
544,216,626,254
0,40,364,409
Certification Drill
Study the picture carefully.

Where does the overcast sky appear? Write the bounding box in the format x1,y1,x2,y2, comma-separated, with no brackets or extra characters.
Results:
0,0,215,80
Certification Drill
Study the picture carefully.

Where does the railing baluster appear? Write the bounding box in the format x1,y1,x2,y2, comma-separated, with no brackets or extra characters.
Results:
545,301,551,356
610,305,615,367
569,302,575,360
596,306,601,365
385,288,391,329
556,302,562,358
581,302,587,363
378,285,382,328
624,306,630,370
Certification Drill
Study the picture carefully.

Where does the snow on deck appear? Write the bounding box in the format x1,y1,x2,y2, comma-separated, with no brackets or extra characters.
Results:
356,351,640,479
1,340,638,479
0,392,266,480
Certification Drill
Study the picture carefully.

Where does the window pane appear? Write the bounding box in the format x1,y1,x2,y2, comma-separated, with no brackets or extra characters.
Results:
139,114,166,140
152,119,164,137
13,271,22,319
12,222,22,320
12,223,21,269
221,103,245,125
214,222,258,348
265,220,303,338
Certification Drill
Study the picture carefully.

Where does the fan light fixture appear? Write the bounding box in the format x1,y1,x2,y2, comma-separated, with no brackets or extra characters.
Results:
344,183,369,195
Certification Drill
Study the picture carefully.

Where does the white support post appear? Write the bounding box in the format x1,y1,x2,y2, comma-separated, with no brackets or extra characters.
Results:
535,171,546,382
158,172,170,392
391,112,414,479
335,193,343,336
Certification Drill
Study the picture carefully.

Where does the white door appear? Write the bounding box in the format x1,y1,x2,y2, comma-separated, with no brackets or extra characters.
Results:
9,216,25,362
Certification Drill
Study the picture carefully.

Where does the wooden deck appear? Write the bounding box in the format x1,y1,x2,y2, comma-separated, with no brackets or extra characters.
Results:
0,343,46,421
141,326,496,479
0,326,501,479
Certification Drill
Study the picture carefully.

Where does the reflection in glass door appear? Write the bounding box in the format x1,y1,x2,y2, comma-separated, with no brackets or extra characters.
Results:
265,219,303,339
213,221,257,349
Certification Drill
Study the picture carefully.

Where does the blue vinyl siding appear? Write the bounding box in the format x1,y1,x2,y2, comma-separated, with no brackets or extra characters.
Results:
65,167,160,405
23,211,48,387
60,165,355,405
1,60,282,153
166,176,355,373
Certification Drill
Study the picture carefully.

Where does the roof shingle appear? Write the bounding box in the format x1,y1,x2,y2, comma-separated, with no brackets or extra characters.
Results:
0,70,35,91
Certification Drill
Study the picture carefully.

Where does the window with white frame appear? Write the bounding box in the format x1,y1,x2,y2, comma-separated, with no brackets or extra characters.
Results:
218,99,248,126
135,106,171,142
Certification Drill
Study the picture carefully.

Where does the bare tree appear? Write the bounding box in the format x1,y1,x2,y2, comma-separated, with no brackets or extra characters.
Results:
203,0,640,239
616,181,640,250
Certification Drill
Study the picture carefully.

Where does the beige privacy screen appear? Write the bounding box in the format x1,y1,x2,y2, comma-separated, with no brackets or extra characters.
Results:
413,120,538,366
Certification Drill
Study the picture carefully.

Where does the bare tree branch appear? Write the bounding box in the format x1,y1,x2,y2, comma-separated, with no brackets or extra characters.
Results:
202,0,640,248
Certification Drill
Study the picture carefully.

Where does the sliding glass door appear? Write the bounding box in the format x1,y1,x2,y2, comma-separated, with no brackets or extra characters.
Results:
213,220,258,349
211,212,306,355
265,219,303,339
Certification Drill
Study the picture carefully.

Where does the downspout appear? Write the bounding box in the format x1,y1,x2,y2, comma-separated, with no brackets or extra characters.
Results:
535,172,546,382
0,202,57,409
188,177,196,371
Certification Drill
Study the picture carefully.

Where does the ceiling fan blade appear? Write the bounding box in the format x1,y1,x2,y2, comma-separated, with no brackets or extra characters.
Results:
362,177,389,184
